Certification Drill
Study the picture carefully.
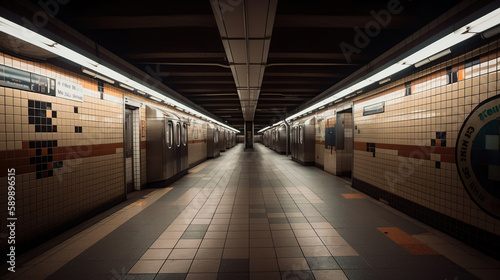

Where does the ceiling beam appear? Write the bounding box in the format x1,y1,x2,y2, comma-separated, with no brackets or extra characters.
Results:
75,15,217,29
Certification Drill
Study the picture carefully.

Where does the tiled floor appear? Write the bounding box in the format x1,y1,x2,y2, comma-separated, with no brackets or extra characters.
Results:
6,143,500,280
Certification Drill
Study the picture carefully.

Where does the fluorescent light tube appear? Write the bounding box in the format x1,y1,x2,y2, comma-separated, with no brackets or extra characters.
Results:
136,90,147,95
379,77,391,85
149,95,163,102
119,83,134,91
82,68,115,84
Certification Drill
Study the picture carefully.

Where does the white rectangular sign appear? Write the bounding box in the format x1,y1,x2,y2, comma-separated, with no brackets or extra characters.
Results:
56,79,84,102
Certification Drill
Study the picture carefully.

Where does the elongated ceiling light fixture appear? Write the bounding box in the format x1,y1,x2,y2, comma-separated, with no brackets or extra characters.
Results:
283,7,500,123
0,17,240,133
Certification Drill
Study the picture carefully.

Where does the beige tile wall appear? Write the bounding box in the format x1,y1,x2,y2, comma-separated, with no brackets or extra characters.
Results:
0,52,125,251
354,40,500,235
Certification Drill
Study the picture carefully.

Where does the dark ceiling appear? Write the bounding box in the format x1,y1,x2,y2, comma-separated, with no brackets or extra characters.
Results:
7,0,467,131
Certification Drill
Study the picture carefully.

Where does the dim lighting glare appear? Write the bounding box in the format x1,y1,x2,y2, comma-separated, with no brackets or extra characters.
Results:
0,16,239,133
283,7,500,124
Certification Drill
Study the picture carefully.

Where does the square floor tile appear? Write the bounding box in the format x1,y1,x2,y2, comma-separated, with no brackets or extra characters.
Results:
155,273,188,280
250,271,281,280
250,238,274,248
186,224,209,232
272,230,295,239
278,258,310,271
200,239,226,248
280,270,315,280
176,239,202,249
123,274,156,280
270,224,291,230
208,225,229,232
334,256,370,270
297,237,324,247
249,213,268,218
313,270,348,280
229,224,249,231
249,231,272,239
315,229,340,237
276,247,304,258
301,246,331,257
219,259,250,273
310,222,333,229
223,248,249,259
186,273,218,280
181,231,206,239
250,248,276,259
151,239,179,249
128,260,164,274
159,260,193,273
159,231,184,239
211,219,230,225
204,231,227,239
288,217,308,223
326,245,359,256
267,213,286,218
306,257,340,270
225,238,249,248
250,258,279,272
195,248,223,260
290,223,313,230
168,249,197,260
320,237,348,246
192,218,212,225
217,272,249,280
273,237,299,247
250,224,271,231
189,259,221,273
141,249,172,260
227,231,249,239
293,229,318,238
268,218,288,224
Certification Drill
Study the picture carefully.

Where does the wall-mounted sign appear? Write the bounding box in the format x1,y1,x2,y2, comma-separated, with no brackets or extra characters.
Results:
31,74,56,96
363,102,385,116
0,65,31,91
56,79,84,102
457,95,500,219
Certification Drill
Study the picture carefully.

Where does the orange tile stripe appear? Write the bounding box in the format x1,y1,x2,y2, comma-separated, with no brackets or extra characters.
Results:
342,193,366,199
378,227,439,255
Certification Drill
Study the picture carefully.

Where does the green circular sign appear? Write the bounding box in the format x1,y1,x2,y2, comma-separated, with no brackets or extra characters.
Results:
456,94,500,219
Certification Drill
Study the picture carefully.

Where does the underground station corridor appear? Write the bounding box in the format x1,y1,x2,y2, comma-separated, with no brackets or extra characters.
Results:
2,1,500,279
4,144,499,280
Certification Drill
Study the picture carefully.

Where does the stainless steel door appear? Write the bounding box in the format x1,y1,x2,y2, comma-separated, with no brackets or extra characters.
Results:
181,122,189,171
125,109,134,193
165,120,175,179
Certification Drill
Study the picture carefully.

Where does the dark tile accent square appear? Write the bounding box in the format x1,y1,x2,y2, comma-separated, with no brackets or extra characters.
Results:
435,161,441,169
306,257,339,270
75,126,79,133
36,172,41,179
29,141,36,149
186,224,209,232
217,272,249,280
48,170,53,177
30,157,36,164
249,213,267,218
46,103,51,110
28,100,34,108
281,270,315,280
269,218,288,224
53,140,57,147
436,132,446,139
41,102,46,109
441,140,446,147
181,231,205,239
36,149,41,156
431,139,436,146
74,106,78,113
155,273,187,280
334,256,370,270
52,111,57,118
35,101,40,108
29,116,34,124
35,125,41,132
220,259,249,273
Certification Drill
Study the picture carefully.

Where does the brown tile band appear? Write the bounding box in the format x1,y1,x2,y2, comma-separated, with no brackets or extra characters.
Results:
354,141,455,163
141,141,147,149
315,140,326,145
0,142,123,177
188,139,207,144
